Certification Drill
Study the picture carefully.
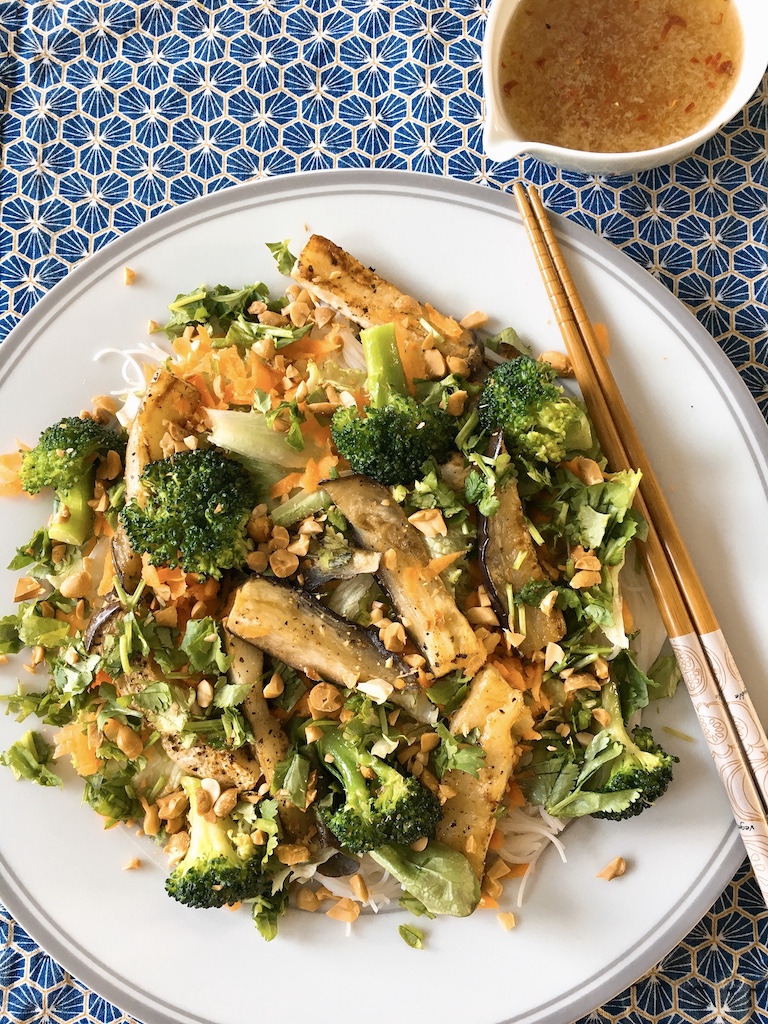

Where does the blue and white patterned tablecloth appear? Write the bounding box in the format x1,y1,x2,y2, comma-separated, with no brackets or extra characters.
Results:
1,2,767,1023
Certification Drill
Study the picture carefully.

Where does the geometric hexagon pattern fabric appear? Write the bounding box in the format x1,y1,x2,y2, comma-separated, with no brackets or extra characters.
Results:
1,1,766,424
0,2,767,1023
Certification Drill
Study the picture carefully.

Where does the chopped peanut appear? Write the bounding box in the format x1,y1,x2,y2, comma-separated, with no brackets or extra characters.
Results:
538,350,572,376
408,508,447,538
326,897,361,924
269,549,299,578
423,348,447,379
597,856,627,881
570,569,602,590
459,310,489,330
276,844,310,865
264,672,284,699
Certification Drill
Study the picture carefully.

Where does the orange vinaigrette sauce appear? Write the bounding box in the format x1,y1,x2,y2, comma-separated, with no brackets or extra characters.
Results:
497,0,743,152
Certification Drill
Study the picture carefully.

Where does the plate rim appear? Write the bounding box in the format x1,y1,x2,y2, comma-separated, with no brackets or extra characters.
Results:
0,168,763,1024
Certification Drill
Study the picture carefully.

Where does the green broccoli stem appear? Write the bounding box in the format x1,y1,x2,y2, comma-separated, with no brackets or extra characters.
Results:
315,728,372,815
600,681,648,765
49,476,95,546
361,324,409,407
181,776,240,864
455,409,480,453
270,488,331,528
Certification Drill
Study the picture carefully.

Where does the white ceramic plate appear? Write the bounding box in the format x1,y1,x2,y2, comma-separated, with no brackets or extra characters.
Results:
1,171,766,1024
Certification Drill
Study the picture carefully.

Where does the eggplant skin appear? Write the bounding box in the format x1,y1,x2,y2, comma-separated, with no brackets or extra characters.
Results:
226,576,436,723
323,476,486,679
479,477,566,659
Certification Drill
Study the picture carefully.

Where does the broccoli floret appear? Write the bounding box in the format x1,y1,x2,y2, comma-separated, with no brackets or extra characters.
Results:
590,681,678,821
315,726,441,854
478,356,592,464
20,417,126,547
120,448,257,578
165,776,272,909
523,678,678,820
331,324,458,486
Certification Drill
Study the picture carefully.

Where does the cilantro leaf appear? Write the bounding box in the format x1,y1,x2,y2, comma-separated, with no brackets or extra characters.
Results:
433,722,485,779
0,730,62,787
180,618,231,674
398,923,425,949
266,239,297,275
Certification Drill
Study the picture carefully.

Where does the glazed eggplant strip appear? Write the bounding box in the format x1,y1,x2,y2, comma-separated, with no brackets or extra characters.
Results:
112,367,201,590
323,475,486,680
160,734,263,791
226,575,436,724
291,234,483,375
436,664,529,877
225,631,313,839
480,475,566,660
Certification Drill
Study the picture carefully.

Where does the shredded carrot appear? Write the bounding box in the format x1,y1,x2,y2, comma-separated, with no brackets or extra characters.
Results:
423,550,464,581
394,323,427,389
141,556,190,604
97,545,117,597
55,606,89,635
423,304,464,342
506,861,530,879
0,452,24,497
298,452,338,493
506,779,527,808
53,721,102,776
490,656,527,691
185,371,225,410
300,408,334,448
622,597,634,633
285,333,342,363
488,826,506,851
270,471,304,500
479,894,499,910
92,669,113,688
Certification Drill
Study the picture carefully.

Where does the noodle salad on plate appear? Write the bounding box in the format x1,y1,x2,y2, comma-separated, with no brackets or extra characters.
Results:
0,234,680,941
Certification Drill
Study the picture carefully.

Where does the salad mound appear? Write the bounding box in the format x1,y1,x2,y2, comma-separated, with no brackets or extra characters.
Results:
0,235,679,940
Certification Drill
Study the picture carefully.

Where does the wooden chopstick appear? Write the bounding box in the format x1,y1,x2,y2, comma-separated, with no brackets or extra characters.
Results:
522,184,768,813
512,182,768,903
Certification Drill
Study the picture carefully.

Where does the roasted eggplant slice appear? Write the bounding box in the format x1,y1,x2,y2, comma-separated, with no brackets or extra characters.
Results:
160,734,262,791
227,576,436,723
323,476,486,680
112,368,201,590
291,235,483,375
225,631,313,840
478,450,566,659
436,664,526,877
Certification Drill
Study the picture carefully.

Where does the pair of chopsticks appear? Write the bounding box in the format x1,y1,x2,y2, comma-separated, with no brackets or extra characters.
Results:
513,182,768,905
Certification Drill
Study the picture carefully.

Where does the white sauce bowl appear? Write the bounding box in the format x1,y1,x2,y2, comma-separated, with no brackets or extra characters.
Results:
482,0,768,173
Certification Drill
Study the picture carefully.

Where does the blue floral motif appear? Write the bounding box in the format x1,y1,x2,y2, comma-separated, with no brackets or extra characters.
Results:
27,949,65,990
7,981,45,1022
46,982,87,1023
633,970,675,1017
0,946,25,989
86,992,125,1023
